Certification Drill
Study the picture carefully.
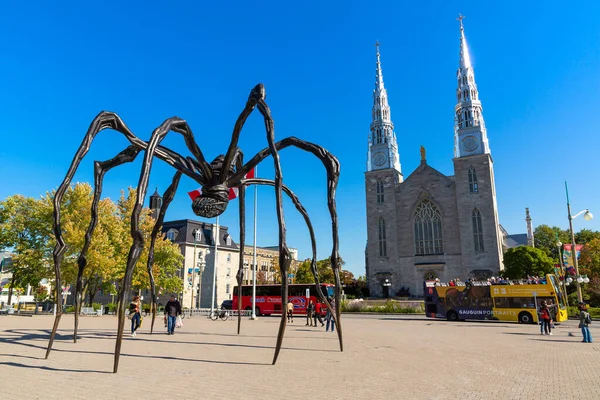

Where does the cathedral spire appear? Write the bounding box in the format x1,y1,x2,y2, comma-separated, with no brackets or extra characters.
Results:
458,15,472,70
454,15,490,158
375,41,385,91
367,42,401,175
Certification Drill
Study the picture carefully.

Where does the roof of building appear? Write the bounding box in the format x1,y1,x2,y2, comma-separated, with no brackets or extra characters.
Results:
161,219,239,250
504,233,528,248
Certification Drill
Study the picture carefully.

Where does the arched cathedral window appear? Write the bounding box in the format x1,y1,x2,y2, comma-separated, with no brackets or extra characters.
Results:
376,180,384,204
468,167,478,192
472,209,484,252
414,200,444,255
378,218,387,257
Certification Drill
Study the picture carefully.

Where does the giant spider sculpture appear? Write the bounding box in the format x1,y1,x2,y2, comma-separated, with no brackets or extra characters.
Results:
45,84,343,373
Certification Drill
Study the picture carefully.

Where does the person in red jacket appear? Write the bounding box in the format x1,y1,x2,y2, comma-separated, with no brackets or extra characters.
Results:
313,301,324,327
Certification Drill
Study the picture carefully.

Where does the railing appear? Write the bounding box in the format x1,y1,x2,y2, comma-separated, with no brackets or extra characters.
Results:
182,308,252,319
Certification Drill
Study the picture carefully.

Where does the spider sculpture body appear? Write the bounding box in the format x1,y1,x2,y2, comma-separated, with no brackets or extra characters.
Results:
45,84,343,373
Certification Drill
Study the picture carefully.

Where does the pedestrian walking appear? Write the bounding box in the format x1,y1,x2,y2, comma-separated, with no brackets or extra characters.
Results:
548,299,557,329
579,302,593,343
313,301,324,327
539,301,552,335
306,300,315,326
326,297,336,333
164,294,182,335
129,295,141,337
287,299,294,323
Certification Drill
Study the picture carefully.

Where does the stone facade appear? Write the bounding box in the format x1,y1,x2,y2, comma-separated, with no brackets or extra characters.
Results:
365,22,506,298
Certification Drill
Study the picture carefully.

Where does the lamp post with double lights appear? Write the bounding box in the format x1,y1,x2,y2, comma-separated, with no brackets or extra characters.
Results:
565,181,593,303
190,229,202,314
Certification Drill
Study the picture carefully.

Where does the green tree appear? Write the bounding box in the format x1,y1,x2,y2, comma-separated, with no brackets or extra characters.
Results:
294,257,345,284
575,229,600,246
502,246,555,279
0,194,53,304
533,225,569,260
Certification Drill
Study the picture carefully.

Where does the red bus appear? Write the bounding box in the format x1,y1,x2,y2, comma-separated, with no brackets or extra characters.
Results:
233,283,335,316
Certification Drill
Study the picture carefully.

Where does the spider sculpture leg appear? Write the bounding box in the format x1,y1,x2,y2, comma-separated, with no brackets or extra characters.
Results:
46,111,200,359
73,146,142,344
254,93,294,365
228,135,343,353
233,152,246,335
146,172,182,334
113,116,198,373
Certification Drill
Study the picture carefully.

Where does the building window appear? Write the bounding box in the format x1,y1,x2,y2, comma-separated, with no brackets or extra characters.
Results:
414,199,444,255
376,180,384,204
378,218,387,257
166,229,177,241
472,209,484,252
226,284,230,294
227,253,231,262
227,267,231,277
375,129,382,144
468,167,478,192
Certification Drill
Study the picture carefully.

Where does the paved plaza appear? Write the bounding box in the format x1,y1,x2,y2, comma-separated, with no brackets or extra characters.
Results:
0,313,598,400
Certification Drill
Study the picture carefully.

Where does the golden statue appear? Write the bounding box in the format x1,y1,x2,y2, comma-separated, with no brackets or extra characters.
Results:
420,145,426,161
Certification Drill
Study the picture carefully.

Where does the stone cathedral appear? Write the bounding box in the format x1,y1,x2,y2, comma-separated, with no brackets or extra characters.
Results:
365,20,504,298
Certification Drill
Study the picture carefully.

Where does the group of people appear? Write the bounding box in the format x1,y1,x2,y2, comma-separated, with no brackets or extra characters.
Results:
287,297,337,332
433,276,549,287
537,300,593,343
537,300,558,335
128,294,182,337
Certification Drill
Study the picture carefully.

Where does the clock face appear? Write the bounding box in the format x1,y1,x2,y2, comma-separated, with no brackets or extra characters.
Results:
373,152,388,167
460,135,479,152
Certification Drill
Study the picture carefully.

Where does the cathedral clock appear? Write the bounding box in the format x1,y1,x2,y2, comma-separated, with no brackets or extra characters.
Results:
373,152,388,167
460,135,480,153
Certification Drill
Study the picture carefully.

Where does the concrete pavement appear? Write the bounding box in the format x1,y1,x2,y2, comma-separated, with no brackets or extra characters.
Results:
0,314,597,399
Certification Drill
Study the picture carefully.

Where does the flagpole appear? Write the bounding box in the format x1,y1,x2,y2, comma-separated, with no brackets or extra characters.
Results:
251,166,258,320
211,216,219,315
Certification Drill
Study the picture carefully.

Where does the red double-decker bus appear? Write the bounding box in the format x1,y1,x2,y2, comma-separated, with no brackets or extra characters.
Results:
233,283,335,316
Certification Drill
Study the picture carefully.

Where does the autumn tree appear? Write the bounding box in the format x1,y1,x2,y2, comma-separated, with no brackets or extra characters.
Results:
1,184,183,307
579,238,600,304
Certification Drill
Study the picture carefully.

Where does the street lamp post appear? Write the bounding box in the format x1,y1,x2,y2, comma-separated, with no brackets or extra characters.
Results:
197,250,208,308
565,181,594,304
191,229,201,314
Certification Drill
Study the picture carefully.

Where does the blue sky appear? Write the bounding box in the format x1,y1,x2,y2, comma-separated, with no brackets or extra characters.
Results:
1,1,599,277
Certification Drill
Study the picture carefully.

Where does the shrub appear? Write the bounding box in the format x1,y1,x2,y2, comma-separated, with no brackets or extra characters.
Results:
92,303,102,311
65,306,75,313
105,303,117,313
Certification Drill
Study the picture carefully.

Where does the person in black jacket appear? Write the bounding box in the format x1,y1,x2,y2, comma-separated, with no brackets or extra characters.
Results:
164,294,182,335
306,300,315,326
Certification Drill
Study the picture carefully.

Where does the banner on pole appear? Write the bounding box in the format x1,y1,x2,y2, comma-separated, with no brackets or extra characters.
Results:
562,244,583,275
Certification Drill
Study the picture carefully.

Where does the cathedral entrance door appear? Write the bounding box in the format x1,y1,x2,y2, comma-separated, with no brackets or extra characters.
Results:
382,286,389,298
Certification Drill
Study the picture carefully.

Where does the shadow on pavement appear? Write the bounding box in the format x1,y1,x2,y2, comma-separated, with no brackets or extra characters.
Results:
0,361,112,374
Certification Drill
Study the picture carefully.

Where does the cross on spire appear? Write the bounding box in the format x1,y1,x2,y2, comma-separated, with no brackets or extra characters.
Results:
457,14,465,29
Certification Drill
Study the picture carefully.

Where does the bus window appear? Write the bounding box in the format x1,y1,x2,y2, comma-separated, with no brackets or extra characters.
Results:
507,297,535,309
494,297,509,308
